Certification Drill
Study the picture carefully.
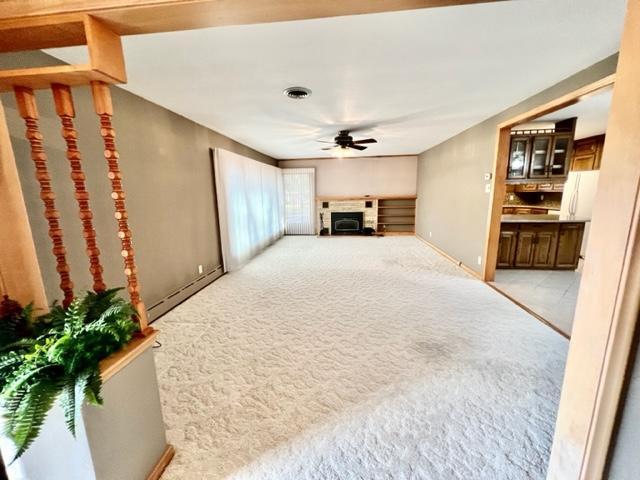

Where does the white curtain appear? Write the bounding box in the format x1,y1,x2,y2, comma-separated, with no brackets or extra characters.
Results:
214,149,284,271
283,168,316,235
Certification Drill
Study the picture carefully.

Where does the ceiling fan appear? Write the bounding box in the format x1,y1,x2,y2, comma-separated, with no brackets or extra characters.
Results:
319,130,377,151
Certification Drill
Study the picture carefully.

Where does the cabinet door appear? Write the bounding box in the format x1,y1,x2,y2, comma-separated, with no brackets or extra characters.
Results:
555,223,584,269
532,226,559,268
529,136,552,178
507,137,530,179
549,135,572,178
514,229,536,267
497,228,518,268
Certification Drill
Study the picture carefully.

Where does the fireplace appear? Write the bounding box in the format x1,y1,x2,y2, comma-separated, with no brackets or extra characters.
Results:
331,212,364,235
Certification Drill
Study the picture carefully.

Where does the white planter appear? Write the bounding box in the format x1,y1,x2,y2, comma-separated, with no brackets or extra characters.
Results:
1,341,169,480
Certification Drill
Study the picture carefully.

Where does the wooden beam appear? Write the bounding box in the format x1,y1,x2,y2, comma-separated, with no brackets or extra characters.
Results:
547,0,640,478
0,0,504,37
0,16,126,91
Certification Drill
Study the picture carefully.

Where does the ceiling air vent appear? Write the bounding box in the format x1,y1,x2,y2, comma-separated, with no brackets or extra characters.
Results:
283,86,312,99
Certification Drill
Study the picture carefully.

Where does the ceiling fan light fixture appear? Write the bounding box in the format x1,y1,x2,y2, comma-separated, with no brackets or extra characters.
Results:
283,86,312,100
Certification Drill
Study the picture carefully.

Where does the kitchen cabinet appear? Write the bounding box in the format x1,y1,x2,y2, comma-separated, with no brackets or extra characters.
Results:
507,131,574,181
528,136,552,178
497,220,585,270
571,134,605,171
555,223,585,268
497,226,518,267
507,137,530,179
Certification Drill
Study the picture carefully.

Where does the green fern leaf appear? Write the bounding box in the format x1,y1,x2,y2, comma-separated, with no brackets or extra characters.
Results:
9,378,62,461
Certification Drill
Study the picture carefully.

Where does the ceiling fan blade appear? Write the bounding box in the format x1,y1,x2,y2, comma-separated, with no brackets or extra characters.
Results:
321,147,335,151
349,144,367,151
353,138,377,144
316,140,335,144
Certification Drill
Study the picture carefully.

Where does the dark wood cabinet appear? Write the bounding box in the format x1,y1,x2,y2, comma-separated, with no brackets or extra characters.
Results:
514,228,536,267
555,223,585,269
507,137,530,179
531,226,558,268
497,221,584,270
497,226,518,267
528,136,553,178
507,129,574,181
571,134,605,171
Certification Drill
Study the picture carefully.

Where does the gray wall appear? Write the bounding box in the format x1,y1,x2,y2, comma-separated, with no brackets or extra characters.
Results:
415,54,618,274
1,51,274,317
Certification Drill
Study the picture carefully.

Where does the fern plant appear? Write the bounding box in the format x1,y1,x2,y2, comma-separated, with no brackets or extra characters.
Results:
0,288,138,461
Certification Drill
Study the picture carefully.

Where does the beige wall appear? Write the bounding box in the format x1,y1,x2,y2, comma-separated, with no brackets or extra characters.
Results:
415,54,618,274
279,156,417,197
1,51,274,319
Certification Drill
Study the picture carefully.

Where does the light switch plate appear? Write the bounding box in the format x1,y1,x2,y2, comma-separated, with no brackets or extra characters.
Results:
484,184,491,193
484,173,492,181
198,264,203,274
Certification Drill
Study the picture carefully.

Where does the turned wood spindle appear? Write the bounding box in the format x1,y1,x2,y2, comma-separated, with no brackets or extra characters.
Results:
90,81,148,331
52,84,106,293
14,86,74,307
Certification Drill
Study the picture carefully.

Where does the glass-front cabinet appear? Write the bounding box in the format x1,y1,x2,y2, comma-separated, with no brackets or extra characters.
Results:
550,135,571,178
507,137,529,179
528,136,552,178
507,131,573,181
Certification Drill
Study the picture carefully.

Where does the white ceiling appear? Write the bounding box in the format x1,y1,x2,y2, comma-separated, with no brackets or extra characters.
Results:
48,0,626,159
537,88,613,140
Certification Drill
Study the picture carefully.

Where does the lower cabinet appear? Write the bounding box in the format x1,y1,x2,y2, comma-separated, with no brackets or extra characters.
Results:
556,223,585,268
498,222,584,270
497,226,518,267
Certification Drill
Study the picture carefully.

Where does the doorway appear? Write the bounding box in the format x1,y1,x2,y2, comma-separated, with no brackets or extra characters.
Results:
483,78,615,338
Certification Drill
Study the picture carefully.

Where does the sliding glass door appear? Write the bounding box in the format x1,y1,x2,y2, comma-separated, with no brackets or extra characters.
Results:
282,168,316,235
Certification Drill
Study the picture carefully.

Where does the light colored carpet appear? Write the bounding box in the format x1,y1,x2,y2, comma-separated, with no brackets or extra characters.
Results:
153,236,568,480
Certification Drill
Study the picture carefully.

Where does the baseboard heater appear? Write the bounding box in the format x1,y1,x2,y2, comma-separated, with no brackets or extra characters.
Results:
146,265,224,322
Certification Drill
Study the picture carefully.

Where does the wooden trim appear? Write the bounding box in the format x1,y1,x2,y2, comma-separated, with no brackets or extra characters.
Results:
484,282,570,339
415,234,481,279
99,328,158,382
0,1,503,36
548,1,640,478
145,444,175,480
496,75,616,129
316,195,417,201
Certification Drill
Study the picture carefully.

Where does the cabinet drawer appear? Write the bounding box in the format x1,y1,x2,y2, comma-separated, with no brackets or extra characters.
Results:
514,208,532,214
515,183,538,192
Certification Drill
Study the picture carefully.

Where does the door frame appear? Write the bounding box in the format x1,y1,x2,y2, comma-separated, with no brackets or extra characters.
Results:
482,1,640,476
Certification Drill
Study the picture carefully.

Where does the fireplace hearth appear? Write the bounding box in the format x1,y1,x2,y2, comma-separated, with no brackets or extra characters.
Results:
331,212,364,235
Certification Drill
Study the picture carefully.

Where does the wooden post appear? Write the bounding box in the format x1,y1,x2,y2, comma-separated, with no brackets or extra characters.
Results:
52,83,106,293
14,86,73,307
0,97,48,311
90,81,149,331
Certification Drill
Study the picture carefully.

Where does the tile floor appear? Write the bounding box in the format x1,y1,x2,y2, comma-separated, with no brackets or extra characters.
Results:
492,268,582,336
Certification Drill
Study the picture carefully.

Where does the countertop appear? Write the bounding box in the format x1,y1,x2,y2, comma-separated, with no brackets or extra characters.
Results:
501,214,590,224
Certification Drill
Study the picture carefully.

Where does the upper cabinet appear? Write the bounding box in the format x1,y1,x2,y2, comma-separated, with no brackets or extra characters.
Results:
507,118,576,182
571,134,605,171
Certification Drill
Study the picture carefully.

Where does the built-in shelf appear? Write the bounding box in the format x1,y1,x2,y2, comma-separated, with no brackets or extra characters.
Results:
377,197,416,234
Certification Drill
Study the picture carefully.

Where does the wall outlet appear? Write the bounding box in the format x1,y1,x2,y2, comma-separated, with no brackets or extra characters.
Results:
477,255,482,266
198,264,203,275
484,184,491,193
429,231,432,238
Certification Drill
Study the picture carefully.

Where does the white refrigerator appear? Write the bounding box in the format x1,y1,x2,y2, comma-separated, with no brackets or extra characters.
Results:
560,170,600,258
